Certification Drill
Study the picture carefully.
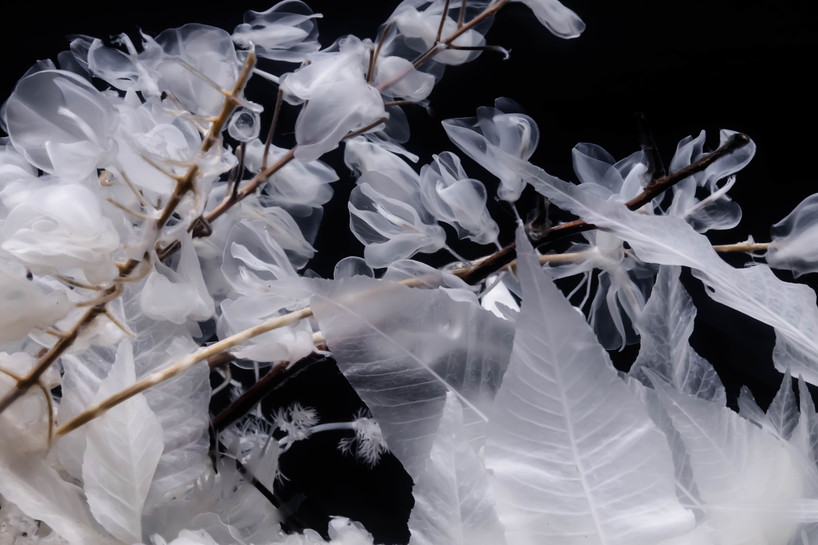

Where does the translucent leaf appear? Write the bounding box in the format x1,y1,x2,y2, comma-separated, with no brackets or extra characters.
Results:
374,55,435,101
527,166,818,386
391,4,486,65
629,265,726,404
232,0,321,63
82,340,164,544
483,225,694,545
309,276,514,479
408,392,506,545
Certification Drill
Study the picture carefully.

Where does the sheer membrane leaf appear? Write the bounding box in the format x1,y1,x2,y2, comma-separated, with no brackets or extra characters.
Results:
408,392,506,545
512,0,586,38
648,371,812,544
309,276,513,479
629,265,725,404
82,340,164,544
527,167,818,386
484,225,694,545
767,193,818,276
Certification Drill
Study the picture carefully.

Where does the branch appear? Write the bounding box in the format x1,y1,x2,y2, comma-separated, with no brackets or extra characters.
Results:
458,132,752,284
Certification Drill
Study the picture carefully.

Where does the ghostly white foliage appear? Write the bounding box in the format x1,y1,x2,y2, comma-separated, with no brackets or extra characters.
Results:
443,99,541,201
349,171,446,268
82,341,164,544
419,152,499,245
629,265,726,404
768,193,818,276
3,69,117,180
649,373,812,544
408,392,506,545
281,36,385,162
309,275,514,478
665,130,753,233
0,263,70,345
512,0,586,38
484,225,694,545
146,24,242,116
2,183,119,283
526,159,818,385
218,219,314,363
232,0,322,62
140,232,214,324
571,143,648,202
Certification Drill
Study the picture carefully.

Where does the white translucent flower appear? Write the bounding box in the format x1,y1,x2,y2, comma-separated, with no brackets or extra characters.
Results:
140,232,215,324
512,0,586,39
339,415,388,468
390,3,487,66
571,142,648,202
243,139,339,215
145,24,242,116
442,98,540,201
3,69,117,180
2,183,120,283
217,220,314,363
232,0,322,63
665,129,753,232
281,36,386,162
373,54,435,101
0,265,70,345
767,192,818,276
419,152,499,245
349,171,446,268
273,403,320,451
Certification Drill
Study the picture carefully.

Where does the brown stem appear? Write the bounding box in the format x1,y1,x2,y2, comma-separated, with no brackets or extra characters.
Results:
458,132,752,285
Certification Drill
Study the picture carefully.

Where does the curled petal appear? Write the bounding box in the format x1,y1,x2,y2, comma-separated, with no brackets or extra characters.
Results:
768,193,818,276
349,172,446,268
232,0,322,63
2,183,119,283
4,70,117,179
512,0,586,39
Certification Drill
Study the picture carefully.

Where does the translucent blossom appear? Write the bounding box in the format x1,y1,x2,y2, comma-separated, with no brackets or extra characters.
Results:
512,0,586,39
3,69,117,180
112,93,202,195
442,99,540,201
419,152,499,245
139,233,215,324
549,231,654,350
572,143,648,202
243,139,338,214
146,24,242,116
0,265,70,345
232,1,322,62
218,220,314,363
2,183,120,283
767,193,818,276
390,3,487,65
227,108,261,142
349,171,446,268
0,141,38,209
339,416,388,467
280,36,386,162
69,33,156,94
373,55,435,101
665,129,753,232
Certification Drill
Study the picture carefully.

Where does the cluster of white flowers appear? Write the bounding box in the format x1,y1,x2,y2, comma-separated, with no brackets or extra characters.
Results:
2,1,818,545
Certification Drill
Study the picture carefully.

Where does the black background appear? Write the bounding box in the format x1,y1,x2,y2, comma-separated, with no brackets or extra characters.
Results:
2,1,818,542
